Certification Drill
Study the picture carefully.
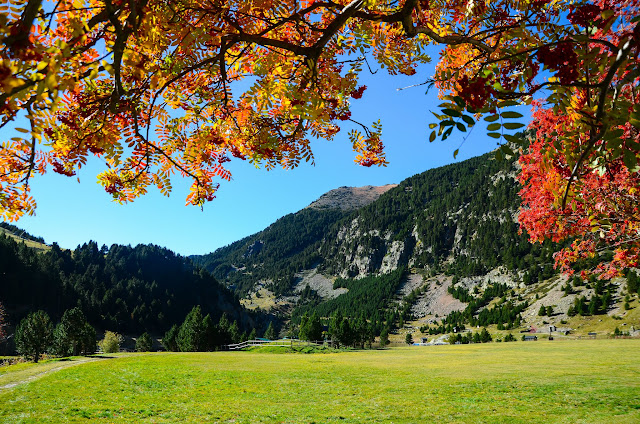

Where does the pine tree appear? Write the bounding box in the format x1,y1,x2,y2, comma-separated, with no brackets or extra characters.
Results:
298,313,310,341
135,332,153,352
54,308,95,356
379,327,390,349
480,328,492,343
228,320,241,344
15,310,53,363
308,313,323,342
405,333,414,345
162,324,179,351
177,306,207,352
264,322,277,340
248,328,257,341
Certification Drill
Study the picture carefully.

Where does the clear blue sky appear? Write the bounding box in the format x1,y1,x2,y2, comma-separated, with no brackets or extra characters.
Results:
11,51,521,256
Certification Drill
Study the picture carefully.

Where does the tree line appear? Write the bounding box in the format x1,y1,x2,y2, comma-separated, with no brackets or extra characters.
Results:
0,234,255,335
14,307,95,362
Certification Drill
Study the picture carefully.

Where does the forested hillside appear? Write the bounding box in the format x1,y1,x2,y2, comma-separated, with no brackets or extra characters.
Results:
2,149,637,349
192,208,347,296
195,152,559,298
0,236,255,335
320,153,558,280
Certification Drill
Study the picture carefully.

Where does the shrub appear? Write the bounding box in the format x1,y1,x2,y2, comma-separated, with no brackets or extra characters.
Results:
99,331,122,353
405,333,413,345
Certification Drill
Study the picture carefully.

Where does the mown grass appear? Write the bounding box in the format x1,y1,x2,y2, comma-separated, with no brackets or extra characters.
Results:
1,340,639,423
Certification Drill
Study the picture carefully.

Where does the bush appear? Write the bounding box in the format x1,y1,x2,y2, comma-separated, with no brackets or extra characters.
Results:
503,333,516,342
15,310,53,363
136,332,153,352
99,331,122,353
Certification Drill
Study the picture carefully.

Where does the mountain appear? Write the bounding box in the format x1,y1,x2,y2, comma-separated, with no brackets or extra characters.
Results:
193,152,548,291
193,151,637,337
0,236,256,336
2,150,636,347
306,184,398,211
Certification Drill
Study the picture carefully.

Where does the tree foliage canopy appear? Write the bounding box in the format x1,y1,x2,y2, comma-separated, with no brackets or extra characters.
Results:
14,309,53,362
0,0,638,274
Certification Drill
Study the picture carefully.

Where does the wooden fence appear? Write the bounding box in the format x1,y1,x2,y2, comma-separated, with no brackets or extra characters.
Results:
226,339,328,351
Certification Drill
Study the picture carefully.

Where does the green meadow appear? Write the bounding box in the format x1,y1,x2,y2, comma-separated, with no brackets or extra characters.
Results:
1,340,639,423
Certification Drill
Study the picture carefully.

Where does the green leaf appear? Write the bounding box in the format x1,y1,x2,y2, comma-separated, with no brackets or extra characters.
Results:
500,144,514,156
487,123,501,131
487,132,501,139
502,122,525,130
429,131,436,142
453,149,459,159
495,149,504,161
500,111,523,119
603,128,624,140
429,123,437,129
503,134,523,144
497,100,519,108
623,150,639,172
484,114,499,122
627,141,640,152
461,115,475,126
442,109,461,118
456,122,467,132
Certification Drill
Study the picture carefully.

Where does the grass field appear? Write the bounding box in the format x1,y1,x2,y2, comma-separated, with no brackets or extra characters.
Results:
1,340,639,423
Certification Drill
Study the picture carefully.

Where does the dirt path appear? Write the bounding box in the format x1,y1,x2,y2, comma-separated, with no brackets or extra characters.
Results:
0,356,113,391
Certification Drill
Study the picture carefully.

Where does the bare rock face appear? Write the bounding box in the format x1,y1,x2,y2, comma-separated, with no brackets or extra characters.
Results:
306,184,398,211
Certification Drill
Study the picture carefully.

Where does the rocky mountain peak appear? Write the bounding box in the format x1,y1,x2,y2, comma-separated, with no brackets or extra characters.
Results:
306,184,398,211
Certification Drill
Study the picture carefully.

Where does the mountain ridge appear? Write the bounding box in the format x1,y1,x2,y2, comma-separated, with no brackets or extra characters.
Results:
306,184,398,211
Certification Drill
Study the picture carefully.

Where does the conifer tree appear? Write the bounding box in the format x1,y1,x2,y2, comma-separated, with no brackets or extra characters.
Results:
15,310,53,363
135,332,153,352
177,306,207,352
264,322,277,341
54,307,96,356
405,333,413,345
162,324,179,352
379,327,390,349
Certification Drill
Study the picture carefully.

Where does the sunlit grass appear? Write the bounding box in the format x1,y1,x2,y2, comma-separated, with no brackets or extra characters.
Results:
1,340,639,423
